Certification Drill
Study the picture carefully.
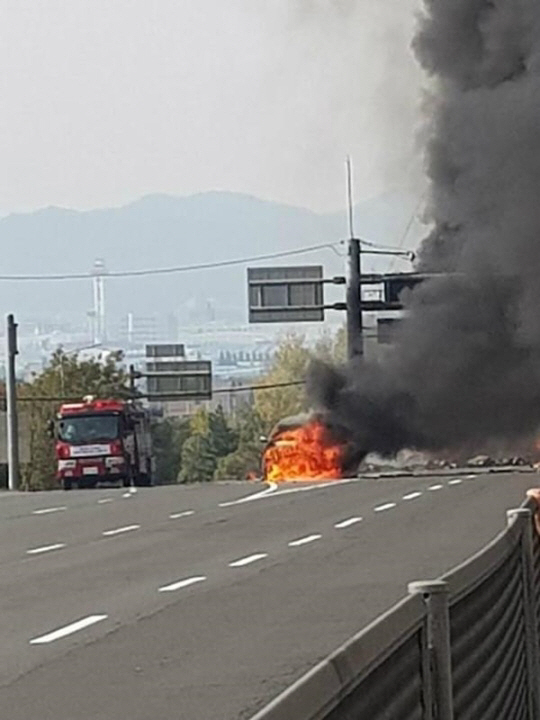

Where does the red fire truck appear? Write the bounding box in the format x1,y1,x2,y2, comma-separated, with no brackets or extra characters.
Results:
53,397,154,490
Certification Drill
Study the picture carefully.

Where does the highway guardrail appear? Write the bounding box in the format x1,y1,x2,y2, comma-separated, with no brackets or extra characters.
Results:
249,498,540,720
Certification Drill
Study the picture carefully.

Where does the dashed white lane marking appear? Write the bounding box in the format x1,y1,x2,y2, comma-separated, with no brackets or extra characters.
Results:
466,474,477,479
428,484,443,491
27,543,66,555
335,517,363,529
448,479,463,486
219,482,278,508
288,534,322,547
32,506,67,515
102,524,140,537
374,503,397,513
98,498,113,504
30,615,108,645
158,576,207,593
229,553,268,568
169,510,195,520
403,492,423,501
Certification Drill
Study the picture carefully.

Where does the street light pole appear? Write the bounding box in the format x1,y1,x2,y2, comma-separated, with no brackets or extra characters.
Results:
346,158,363,360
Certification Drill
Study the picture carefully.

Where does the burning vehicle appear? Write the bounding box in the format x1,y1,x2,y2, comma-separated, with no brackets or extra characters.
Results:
262,413,358,482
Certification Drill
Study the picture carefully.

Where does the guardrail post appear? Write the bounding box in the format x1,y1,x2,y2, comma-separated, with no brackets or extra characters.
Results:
409,580,454,720
507,508,540,719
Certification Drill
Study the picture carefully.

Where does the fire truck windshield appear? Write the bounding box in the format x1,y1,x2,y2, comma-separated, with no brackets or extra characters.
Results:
58,414,120,444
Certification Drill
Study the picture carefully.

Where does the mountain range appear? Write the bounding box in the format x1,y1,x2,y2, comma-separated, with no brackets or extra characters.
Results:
0,191,426,328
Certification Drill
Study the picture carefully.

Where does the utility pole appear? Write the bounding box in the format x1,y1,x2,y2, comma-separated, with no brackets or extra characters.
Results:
346,157,363,360
129,364,137,397
6,314,19,490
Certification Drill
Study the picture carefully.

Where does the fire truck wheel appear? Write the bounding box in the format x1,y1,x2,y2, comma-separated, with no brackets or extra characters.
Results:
62,478,72,491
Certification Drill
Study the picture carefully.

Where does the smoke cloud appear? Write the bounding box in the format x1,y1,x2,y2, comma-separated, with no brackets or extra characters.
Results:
309,0,540,458
256,0,424,210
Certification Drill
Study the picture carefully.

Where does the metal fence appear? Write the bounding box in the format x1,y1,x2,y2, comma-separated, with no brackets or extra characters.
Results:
250,500,540,720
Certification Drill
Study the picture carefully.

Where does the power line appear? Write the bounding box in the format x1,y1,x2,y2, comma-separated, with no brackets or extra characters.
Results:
0,243,341,282
215,380,305,394
12,379,307,403
0,239,409,282
389,192,425,272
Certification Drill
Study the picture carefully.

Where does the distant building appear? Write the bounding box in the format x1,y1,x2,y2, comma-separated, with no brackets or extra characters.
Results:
117,314,160,347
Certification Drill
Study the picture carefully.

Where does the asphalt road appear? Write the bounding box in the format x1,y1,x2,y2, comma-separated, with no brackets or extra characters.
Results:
0,472,536,719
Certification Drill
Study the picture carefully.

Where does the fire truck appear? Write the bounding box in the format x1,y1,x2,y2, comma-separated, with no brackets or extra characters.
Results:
53,397,154,490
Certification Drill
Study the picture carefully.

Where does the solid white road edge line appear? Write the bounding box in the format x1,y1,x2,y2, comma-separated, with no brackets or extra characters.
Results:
30,615,108,644
374,503,397,512
32,507,67,515
288,534,322,547
229,553,268,568
220,478,361,508
219,482,278,508
271,478,357,498
158,576,207,593
27,543,66,555
403,492,423,501
334,517,363,529
169,510,195,520
102,524,140,537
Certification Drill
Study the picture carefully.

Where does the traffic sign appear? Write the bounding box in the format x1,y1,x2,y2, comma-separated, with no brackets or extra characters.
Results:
383,275,425,305
145,360,212,401
248,266,325,323
145,344,185,358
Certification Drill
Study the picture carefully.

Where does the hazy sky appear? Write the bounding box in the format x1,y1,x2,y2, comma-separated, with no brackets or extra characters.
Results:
0,0,424,214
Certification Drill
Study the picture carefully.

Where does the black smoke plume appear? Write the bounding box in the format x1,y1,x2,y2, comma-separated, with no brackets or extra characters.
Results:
308,0,540,460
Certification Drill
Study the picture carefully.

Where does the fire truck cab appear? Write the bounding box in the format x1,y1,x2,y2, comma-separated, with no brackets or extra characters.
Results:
53,397,154,490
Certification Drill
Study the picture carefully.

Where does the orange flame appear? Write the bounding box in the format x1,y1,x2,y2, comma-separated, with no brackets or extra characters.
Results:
263,419,344,482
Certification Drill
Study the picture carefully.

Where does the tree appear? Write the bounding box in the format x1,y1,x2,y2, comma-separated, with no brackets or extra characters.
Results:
178,405,238,483
254,333,311,433
333,325,347,363
31,349,128,399
313,326,347,365
151,417,191,484
214,405,266,480
21,349,128,490
214,447,261,480
253,328,347,435
179,433,217,483
208,405,238,458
